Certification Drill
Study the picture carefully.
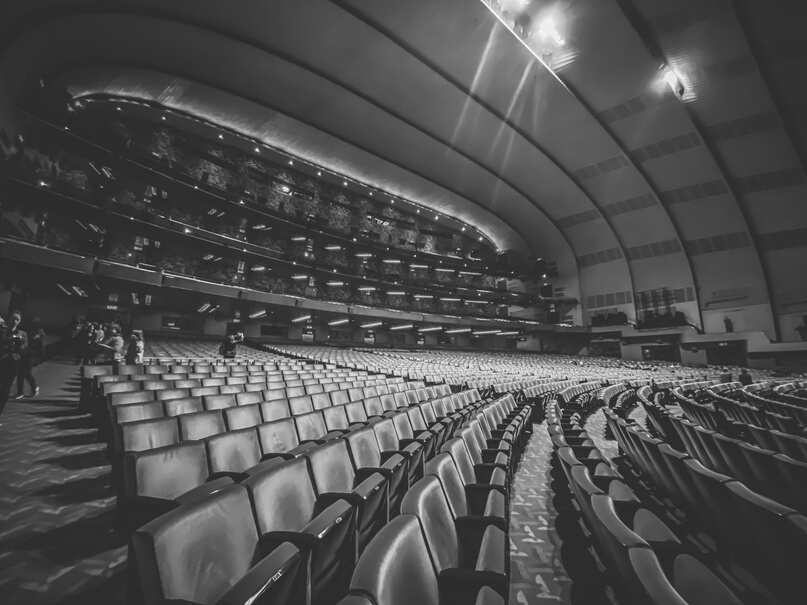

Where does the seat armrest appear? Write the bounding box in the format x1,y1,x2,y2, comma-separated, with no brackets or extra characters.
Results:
353,473,387,500
480,450,510,467
216,543,305,605
356,466,391,482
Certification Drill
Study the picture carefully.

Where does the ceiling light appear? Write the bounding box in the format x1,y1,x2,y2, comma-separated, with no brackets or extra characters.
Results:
440,298,461,302
361,321,382,328
324,244,341,251
255,147,260,153
197,303,211,313
218,134,223,139
207,305,220,314
461,227,465,231
292,274,308,280
382,259,401,264
445,328,472,334
358,286,376,292
291,236,307,242
414,294,432,299
387,291,406,295
498,331,520,336
329,318,350,326
249,310,267,319
326,281,344,286
288,160,293,165
539,18,565,46
473,329,500,336
355,252,373,258
343,181,347,186
390,324,414,331
419,326,443,332
662,67,685,98
292,315,312,323
57,284,72,295
317,171,322,176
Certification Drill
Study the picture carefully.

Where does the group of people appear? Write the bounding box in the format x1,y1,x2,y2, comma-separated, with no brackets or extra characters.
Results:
71,318,144,366
0,310,45,416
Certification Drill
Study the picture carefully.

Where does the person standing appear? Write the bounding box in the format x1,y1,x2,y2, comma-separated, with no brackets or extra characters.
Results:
0,311,28,416
14,317,43,398
97,327,125,366
125,332,144,365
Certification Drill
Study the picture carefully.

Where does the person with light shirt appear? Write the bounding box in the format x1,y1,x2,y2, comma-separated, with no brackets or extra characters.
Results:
0,311,28,415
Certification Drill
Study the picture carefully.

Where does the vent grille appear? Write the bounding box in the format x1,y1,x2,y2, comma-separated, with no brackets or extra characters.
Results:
685,231,751,255
577,247,624,268
630,133,702,164
571,155,631,181
733,167,805,193
635,287,697,310
557,208,601,229
624,239,682,262
598,93,670,125
705,111,779,142
586,290,634,309
659,180,728,204
603,194,659,217
758,227,807,251
652,0,731,35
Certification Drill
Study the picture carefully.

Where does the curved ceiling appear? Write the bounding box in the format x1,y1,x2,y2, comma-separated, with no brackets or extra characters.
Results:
2,0,806,339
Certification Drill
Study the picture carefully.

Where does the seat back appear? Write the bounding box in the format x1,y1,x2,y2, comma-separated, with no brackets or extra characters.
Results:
163,397,204,417
132,484,266,604
204,394,236,411
348,514,439,605
346,427,383,469
373,419,401,451
118,417,180,453
225,404,263,430
306,439,356,494
178,410,226,441
236,391,263,407
114,401,164,425
206,428,261,475
244,458,317,533
123,441,209,500
400,475,459,573
322,405,351,432
289,395,314,416
294,411,329,442
442,438,477,487
257,418,301,455
424,453,468,518
311,392,332,411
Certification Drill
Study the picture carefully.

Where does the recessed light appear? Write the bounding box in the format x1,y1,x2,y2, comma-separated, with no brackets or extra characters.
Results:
218,134,223,139
255,147,260,153
343,181,347,186
317,171,322,176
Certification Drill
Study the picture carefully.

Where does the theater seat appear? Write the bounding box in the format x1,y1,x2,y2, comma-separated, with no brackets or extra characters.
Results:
244,458,357,604
256,418,316,461
206,428,262,481
346,427,409,516
425,453,507,534
306,439,389,552
372,418,425,487
442,438,508,498
401,476,508,602
132,484,307,605
178,410,226,441
120,441,233,530
344,514,503,605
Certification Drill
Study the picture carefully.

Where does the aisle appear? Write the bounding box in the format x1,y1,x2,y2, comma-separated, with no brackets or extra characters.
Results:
508,422,572,604
0,359,126,605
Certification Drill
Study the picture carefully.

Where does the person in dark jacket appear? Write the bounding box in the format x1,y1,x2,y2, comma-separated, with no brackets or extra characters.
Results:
15,317,43,398
0,311,28,415
738,369,753,386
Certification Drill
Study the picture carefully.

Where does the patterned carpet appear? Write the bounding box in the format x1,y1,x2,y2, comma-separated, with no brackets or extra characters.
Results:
508,423,573,604
0,359,126,605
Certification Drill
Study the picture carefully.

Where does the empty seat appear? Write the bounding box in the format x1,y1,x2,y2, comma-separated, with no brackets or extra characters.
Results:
203,393,237,411
163,396,204,417
132,485,306,605
116,417,179,455
236,391,263,407
261,399,291,422
306,439,389,552
343,514,504,605
206,428,262,481
373,418,425,487
401,476,508,601
295,411,345,444
244,458,357,604
288,395,314,416
225,404,263,430
256,419,316,461
178,410,226,441
121,441,233,530
346,427,409,516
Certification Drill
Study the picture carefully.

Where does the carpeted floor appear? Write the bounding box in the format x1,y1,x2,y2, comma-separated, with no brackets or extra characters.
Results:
0,359,126,605
508,423,573,604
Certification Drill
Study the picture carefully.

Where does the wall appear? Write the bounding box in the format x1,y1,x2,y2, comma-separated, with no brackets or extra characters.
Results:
0,72,18,156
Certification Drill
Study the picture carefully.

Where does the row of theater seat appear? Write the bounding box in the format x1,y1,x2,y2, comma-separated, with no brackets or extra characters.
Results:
547,398,749,605
117,386,510,531
130,392,531,604
606,404,807,604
